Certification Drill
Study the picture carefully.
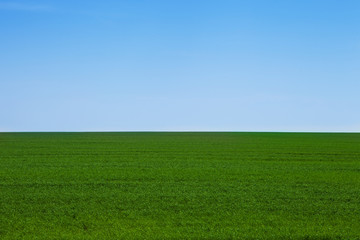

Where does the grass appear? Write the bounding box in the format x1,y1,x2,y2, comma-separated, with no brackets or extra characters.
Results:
1,132,360,239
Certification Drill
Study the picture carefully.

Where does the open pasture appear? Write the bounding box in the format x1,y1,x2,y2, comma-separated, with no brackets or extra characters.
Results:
1,132,360,239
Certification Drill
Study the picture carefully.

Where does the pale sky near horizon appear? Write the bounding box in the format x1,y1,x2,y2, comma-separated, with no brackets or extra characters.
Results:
1,0,359,132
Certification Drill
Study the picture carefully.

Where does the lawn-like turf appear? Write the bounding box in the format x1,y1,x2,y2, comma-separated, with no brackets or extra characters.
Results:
0,132,360,239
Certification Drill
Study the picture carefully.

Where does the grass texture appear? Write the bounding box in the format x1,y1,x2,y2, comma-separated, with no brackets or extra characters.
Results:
1,132,360,239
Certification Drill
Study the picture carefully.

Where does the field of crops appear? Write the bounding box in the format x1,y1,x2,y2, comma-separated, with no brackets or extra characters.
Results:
0,132,359,239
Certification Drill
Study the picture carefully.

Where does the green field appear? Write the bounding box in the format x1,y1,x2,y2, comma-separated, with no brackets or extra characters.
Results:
1,132,360,239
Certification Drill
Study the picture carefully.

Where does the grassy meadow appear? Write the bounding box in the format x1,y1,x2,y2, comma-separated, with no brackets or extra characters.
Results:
0,132,360,239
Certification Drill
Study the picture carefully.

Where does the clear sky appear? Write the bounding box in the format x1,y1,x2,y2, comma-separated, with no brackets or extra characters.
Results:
1,0,359,132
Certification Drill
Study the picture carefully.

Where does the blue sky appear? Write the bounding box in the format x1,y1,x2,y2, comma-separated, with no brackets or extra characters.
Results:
1,0,359,132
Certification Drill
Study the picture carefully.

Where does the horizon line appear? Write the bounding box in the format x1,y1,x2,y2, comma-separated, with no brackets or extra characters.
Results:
0,131,359,133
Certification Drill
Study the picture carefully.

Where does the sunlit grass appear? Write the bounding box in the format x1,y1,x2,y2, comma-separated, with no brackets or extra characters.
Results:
1,132,359,239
